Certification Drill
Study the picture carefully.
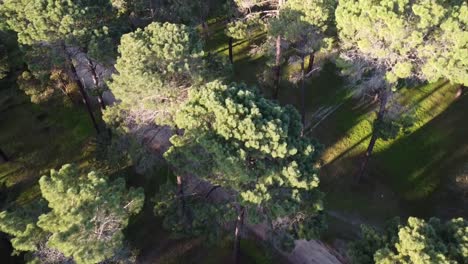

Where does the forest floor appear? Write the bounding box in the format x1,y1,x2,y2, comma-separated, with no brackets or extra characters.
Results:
1,20,467,263
203,20,468,242
0,78,276,263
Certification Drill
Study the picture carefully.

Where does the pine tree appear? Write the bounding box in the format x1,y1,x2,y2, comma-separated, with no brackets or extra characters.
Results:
421,1,468,94
335,0,447,181
0,0,120,133
108,21,227,127
37,164,144,264
269,0,336,126
163,80,325,259
225,0,285,97
224,1,265,64
0,164,144,264
0,200,47,254
349,217,468,264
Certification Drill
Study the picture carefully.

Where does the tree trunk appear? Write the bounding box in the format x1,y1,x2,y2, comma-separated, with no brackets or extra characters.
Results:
0,148,8,163
176,175,186,215
233,206,245,264
87,59,106,110
228,37,234,64
300,55,306,134
357,90,389,182
97,95,106,110
456,85,466,98
273,35,282,99
307,52,315,73
67,55,100,134
202,21,209,37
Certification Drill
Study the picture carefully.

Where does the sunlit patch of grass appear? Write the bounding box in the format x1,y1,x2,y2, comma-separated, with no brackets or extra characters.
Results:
376,91,467,199
321,81,456,163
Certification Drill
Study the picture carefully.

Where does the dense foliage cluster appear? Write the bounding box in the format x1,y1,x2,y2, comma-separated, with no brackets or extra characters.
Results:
164,81,324,250
0,0,114,46
108,22,204,123
0,0,466,263
0,165,144,263
350,217,468,264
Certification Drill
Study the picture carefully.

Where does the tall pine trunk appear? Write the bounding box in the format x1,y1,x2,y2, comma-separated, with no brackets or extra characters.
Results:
357,90,389,182
228,37,234,64
0,148,8,163
65,49,100,134
273,35,282,99
273,0,284,100
233,206,245,264
87,59,106,110
300,54,306,134
307,52,315,73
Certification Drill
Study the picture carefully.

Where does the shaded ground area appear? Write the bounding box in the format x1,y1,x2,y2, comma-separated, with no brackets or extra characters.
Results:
203,20,468,245
0,76,278,263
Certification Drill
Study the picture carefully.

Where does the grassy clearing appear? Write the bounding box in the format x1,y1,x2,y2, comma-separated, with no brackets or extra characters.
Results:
203,21,468,226
316,81,462,198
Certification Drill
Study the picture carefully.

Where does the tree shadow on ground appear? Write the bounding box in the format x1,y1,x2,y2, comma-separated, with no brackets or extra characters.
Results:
373,92,468,217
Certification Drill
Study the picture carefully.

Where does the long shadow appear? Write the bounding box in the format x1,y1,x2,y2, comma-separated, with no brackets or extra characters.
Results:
313,81,456,183
215,33,266,54
327,134,371,166
399,80,449,109
373,93,468,216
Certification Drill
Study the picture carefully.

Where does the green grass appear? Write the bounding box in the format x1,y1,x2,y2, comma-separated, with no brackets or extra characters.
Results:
315,81,462,197
203,21,468,228
375,90,468,199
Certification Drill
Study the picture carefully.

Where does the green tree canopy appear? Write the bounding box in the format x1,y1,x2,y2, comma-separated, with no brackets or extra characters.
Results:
421,1,468,86
335,0,455,86
0,164,144,264
270,0,335,48
108,21,227,126
350,217,468,264
164,80,324,250
0,200,47,254
0,0,114,46
334,0,453,180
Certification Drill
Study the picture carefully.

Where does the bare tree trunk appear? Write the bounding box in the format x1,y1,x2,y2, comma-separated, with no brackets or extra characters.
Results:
273,35,282,99
86,59,106,110
357,90,389,182
233,206,245,264
65,51,100,134
0,148,8,163
228,37,234,64
272,0,284,100
300,55,306,135
307,52,315,73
